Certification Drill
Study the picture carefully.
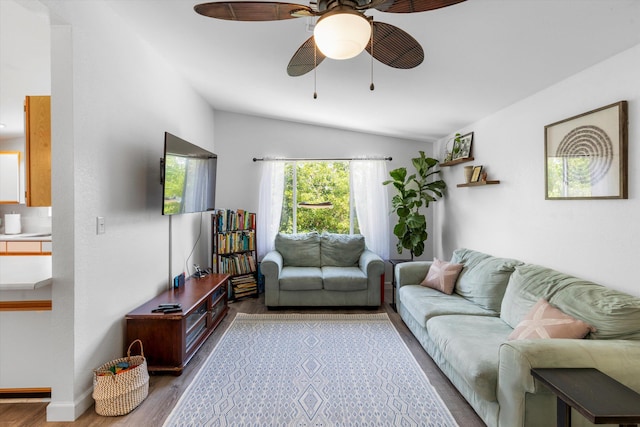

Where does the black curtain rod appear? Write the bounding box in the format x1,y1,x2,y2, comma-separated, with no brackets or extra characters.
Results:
253,156,392,162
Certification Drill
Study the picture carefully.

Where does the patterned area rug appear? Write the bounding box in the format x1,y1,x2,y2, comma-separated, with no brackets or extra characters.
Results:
163,313,458,426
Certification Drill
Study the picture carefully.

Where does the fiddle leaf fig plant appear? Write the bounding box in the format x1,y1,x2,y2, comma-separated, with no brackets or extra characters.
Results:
383,151,446,259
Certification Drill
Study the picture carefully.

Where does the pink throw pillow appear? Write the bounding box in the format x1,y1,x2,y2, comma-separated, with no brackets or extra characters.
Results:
420,258,463,295
508,298,595,340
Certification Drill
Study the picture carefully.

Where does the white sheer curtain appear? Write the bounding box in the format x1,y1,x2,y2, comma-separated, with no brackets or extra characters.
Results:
257,160,285,260
351,160,390,259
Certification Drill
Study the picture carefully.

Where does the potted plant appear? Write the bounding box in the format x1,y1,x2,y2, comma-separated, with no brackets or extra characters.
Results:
383,151,446,259
451,133,463,159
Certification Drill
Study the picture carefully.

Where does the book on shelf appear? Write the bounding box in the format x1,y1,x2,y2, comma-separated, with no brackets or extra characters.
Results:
230,274,256,284
235,282,256,288
214,209,256,233
214,230,256,254
212,253,257,275
233,288,257,298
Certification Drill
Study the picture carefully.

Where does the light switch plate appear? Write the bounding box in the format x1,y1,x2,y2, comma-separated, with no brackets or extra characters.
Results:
97,217,105,235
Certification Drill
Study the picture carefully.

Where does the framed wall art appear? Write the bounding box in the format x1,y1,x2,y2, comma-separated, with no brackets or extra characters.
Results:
544,101,628,200
453,132,474,160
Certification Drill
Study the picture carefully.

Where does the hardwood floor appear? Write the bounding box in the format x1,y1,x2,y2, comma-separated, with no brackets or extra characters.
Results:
0,286,485,426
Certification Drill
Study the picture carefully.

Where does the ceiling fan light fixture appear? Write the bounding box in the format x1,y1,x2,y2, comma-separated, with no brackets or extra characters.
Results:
313,10,371,60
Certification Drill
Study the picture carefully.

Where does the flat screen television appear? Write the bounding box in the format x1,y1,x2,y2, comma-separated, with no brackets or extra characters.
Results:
161,132,217,215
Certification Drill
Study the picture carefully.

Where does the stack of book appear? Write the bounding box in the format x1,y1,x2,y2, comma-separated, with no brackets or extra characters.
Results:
230,274,258,299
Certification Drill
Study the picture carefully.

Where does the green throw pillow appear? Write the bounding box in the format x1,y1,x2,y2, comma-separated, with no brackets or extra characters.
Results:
501,263,640,340
320,233,365,267
275,232,321,267
452,248,522,313
500,264,570,329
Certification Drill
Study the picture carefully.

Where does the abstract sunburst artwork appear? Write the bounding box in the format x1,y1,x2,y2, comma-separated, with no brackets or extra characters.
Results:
545,101,628,199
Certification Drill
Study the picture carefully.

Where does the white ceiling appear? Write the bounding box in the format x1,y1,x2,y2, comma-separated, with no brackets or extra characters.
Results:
2,0,640,142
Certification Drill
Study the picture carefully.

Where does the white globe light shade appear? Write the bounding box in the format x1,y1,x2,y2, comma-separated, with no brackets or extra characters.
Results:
314,12,371,60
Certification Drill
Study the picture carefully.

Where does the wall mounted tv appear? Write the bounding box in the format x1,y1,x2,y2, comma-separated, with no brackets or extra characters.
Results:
161,132,217,215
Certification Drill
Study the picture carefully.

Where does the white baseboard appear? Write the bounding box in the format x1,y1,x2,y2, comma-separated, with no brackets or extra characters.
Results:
46,387,93,421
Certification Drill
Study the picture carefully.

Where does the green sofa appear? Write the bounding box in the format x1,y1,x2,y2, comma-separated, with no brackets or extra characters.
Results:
396,248,640,427
262,232,384,307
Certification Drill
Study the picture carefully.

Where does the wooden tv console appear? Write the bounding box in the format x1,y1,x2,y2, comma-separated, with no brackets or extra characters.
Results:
125,273,229,375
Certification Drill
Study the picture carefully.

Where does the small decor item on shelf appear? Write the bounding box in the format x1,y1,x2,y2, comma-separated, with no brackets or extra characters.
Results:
92,339,149,416
463,165,474,183
471,165,483,183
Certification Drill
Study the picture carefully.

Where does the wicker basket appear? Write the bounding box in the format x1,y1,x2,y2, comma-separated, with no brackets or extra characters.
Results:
92,339,149,416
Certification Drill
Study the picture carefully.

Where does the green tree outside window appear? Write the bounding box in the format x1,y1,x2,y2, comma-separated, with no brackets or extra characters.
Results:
280,161,359,234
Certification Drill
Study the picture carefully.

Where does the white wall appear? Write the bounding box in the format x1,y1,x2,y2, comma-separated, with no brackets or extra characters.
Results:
213,111,438,264
0,137,25,205
434,43,640,297
40,0,216,420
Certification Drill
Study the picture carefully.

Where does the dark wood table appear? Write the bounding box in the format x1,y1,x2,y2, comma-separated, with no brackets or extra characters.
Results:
388,259,411,311
531,368,640,427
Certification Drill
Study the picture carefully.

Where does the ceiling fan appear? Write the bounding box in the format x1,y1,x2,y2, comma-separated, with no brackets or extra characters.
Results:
194,0,467,77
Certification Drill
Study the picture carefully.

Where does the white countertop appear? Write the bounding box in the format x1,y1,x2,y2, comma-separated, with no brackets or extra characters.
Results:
0,233,52,241
0,278,52,290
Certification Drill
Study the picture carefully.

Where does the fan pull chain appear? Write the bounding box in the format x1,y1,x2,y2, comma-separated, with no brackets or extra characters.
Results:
370,21,375,91
313,39,318,99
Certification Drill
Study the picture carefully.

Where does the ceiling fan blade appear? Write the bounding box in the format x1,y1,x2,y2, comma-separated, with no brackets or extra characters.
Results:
194,2,314,21
374,0,466,13
365,22,424,69
287,36,326,77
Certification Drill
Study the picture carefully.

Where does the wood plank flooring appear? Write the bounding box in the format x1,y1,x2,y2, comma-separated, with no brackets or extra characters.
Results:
0,286,485,426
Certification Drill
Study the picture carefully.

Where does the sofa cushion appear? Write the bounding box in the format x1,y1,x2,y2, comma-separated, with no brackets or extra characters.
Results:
320,233,365,267
500,264,565,329
322,266,368,291
275,232,321,267
508,298,595,340
451,248,523,313
549,281,640,340
279,266,323,291
420,258,463,294
427,315,512,402
399,285,497,328
501,264,640,340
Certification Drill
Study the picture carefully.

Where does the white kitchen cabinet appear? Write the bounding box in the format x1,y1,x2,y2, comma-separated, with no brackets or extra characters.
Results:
0,310,53,389
0,151,20,204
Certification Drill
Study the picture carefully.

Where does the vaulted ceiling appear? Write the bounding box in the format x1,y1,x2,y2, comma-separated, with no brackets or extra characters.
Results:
2,0,640,142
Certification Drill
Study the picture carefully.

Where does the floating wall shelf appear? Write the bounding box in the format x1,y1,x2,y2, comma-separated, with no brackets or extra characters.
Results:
457,180,500,188
440,157,474,167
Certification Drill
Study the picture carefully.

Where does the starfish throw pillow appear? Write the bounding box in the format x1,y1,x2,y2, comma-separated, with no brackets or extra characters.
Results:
420,258,463,295
508,298,595,340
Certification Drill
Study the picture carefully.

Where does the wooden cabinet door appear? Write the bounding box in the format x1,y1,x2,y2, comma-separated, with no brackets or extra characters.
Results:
25,96,51,207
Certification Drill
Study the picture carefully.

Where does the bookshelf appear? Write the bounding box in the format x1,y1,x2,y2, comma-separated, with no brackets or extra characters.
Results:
211,209,258,301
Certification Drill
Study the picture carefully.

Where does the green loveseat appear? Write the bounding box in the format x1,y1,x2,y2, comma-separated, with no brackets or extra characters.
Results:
396,248,640,427
262,232,384,307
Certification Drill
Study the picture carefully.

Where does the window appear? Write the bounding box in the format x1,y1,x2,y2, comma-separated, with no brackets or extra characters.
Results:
257,157,389,259
279,161,359,234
